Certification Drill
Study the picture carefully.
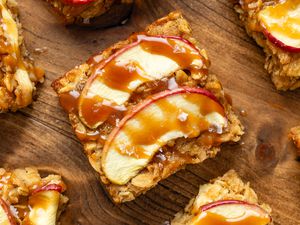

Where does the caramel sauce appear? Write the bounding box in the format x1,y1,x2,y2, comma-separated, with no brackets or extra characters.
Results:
240,109,247,117
138,36,204,70
259,0,300,39
95,60,148,93
75,129,100,141
21,190,60,225
0,1,45,93
80,97,126,128
192,211,270,225
197,131,222,147
28,192,50,211
152,148,194,172
0,171,59,224
0,172,30,222
75,35,206,128
59,90,80,113
113,93,225,159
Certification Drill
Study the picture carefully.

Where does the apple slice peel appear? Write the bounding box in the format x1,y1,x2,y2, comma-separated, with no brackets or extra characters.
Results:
26,184,63,225
0,198,16,225
101,87,227,185
259,0,300,52
191,200,271,225
78,35,206,129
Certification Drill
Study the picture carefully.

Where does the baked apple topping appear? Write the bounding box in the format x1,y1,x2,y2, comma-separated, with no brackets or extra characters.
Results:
259,0,300,53
101,87,227,185
23,184,63,225
0,0,44,109
57,35,229,186
191,200,271,225
0,198,16,225
0,169,64,225
77,35,207,129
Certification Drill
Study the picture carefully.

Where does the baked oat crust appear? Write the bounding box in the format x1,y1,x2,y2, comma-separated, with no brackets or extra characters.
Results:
289,126,300,150
0,0,45,112
234,0,300,91
171,170,272,225
52,11,244,203
46,0,133,26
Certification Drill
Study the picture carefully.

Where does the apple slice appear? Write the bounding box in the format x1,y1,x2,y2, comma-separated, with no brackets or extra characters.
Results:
101,87,227,185
26,184,62,225
0,198,16,225
259,0,300,53
191,200,271,225
78,35,205,128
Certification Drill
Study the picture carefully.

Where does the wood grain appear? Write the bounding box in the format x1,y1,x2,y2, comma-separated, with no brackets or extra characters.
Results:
0,0,300,224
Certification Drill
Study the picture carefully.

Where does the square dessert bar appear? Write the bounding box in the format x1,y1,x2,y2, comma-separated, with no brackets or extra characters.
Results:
0,0,45,112
172,170,272,225
52,11,244,203
234,0,300,91
46,0,133,26
0,167,68,224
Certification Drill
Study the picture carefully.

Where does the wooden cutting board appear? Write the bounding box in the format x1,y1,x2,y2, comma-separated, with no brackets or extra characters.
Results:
0,0,299,224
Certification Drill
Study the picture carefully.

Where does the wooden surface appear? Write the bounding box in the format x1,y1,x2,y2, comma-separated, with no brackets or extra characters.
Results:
0,0,300,224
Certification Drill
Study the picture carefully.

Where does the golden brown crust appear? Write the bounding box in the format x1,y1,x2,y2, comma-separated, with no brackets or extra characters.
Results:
234,0,300,91
289,126,300,150
52,11,244,203
172,170,272,225
0,0,45,112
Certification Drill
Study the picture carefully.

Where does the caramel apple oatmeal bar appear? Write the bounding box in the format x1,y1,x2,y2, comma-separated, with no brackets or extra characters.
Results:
234,0,300,90
52,11,244,203
0,0,45,112
0,167,68,224
172,170,272,225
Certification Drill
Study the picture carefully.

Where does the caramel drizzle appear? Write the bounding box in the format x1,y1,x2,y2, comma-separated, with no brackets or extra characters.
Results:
192,211,270,225
63,35,206,129
0,2,43,75
0,1,44,106
0,171,29,221
259,0,300,39
0,171,60,223
111,92,225,159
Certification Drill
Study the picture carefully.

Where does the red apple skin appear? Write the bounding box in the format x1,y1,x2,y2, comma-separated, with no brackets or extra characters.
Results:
103,87,225,156
81,35,206,126
31,184,63,195
0,198,17,225
200,200,272,222
62,0,94,5
263,28,300,53
86,35,203,83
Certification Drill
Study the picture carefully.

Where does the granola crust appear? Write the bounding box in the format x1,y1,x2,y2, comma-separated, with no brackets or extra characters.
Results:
234,0,300,91
289,126,300,150
52,11,244,203
0,0,45,112
171,170,272,225
46,0,133,25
